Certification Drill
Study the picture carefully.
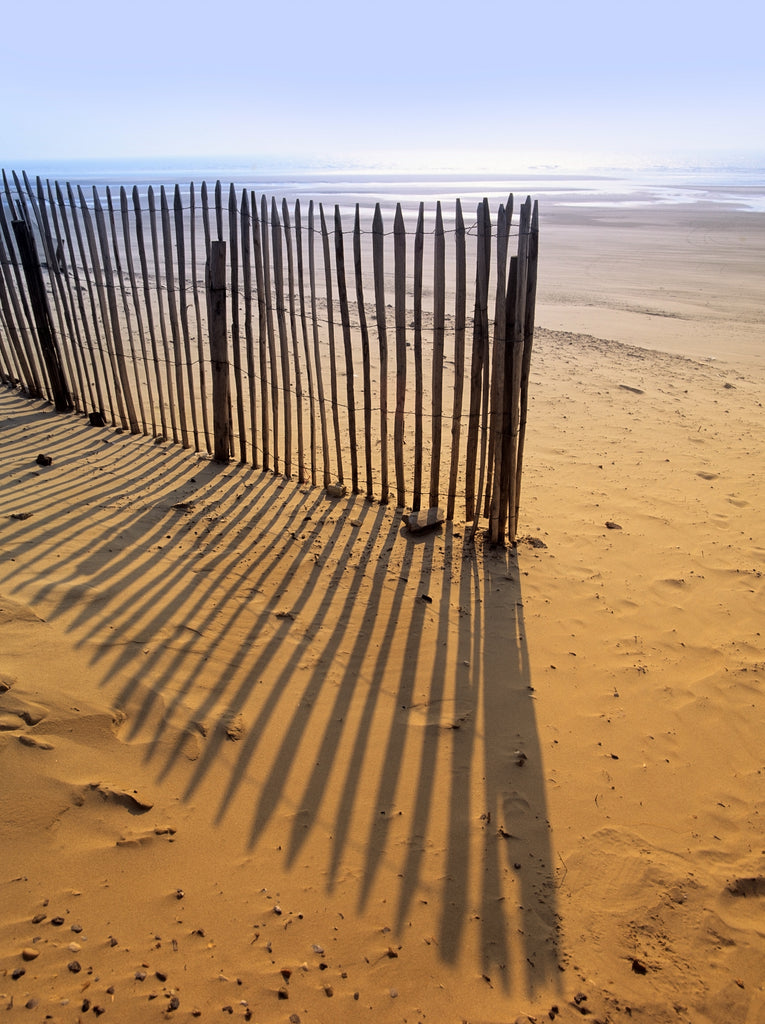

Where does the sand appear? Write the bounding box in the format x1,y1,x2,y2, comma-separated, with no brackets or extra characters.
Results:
1,200,764,1023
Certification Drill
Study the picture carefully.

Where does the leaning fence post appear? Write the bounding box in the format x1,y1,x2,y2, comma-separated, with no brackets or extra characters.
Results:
208,240,230,463
11,218,72,412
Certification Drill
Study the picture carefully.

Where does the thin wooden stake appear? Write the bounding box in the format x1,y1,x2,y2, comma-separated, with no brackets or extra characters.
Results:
31,176,82,411
65,182,109,417
160,186,189,447
190,183,212,454
133,186,168,440
469,199,492,539
333,204,358,493
208,240,230,463
393,203,407,508
508,198,531,542
295,199,317,486
282,198,305,482
465,199,489,521
446,199,466,520
229,183,247,463
320,203,343,484
353,203,373,500
46,179,91,411
488,204,509,544
105,186,146,433
175,184,200,451
251,193,270,470
430,201,446,509
261,194,280,474
78,185,127,429
271,197,292,477
119,187,156,436
308,201,330,489
372,203,389,504
241,189,258,466
148,186,178,442
412,202,424,511
513,198,539,541
92,186,139,432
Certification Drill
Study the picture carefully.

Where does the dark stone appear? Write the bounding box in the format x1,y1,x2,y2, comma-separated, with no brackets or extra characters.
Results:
89,412,106,427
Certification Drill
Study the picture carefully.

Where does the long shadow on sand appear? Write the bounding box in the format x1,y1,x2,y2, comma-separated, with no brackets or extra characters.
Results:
0,390,559,997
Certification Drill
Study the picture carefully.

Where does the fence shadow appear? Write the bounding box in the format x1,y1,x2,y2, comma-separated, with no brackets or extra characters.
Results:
0,389,559,996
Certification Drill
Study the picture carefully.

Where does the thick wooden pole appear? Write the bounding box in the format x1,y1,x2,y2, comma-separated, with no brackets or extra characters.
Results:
10,219,71,411
0,222,42,398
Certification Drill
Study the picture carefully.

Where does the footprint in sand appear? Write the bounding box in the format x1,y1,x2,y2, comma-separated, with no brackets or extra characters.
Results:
116,826,177,848
72,782,154,814
18,734,55,750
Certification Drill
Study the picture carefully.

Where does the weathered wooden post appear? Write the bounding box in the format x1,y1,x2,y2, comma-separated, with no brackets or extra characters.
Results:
207,240,230,463
11,218,72,412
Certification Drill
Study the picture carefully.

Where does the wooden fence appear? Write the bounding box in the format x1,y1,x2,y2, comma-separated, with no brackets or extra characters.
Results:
0,170,538,544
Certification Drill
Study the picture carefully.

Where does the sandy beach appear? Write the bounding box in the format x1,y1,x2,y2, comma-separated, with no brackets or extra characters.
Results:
1,193,764,1023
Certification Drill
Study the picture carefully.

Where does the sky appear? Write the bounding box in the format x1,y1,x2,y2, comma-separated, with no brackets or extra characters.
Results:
3,0,764,170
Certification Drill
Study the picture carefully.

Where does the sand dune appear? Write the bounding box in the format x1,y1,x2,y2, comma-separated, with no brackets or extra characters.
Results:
2,199,764,1022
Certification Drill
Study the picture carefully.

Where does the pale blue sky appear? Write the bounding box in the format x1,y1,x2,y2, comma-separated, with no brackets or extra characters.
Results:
4,0,764,169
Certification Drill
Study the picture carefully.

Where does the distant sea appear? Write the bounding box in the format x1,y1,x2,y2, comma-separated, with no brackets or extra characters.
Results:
5,156,765,219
